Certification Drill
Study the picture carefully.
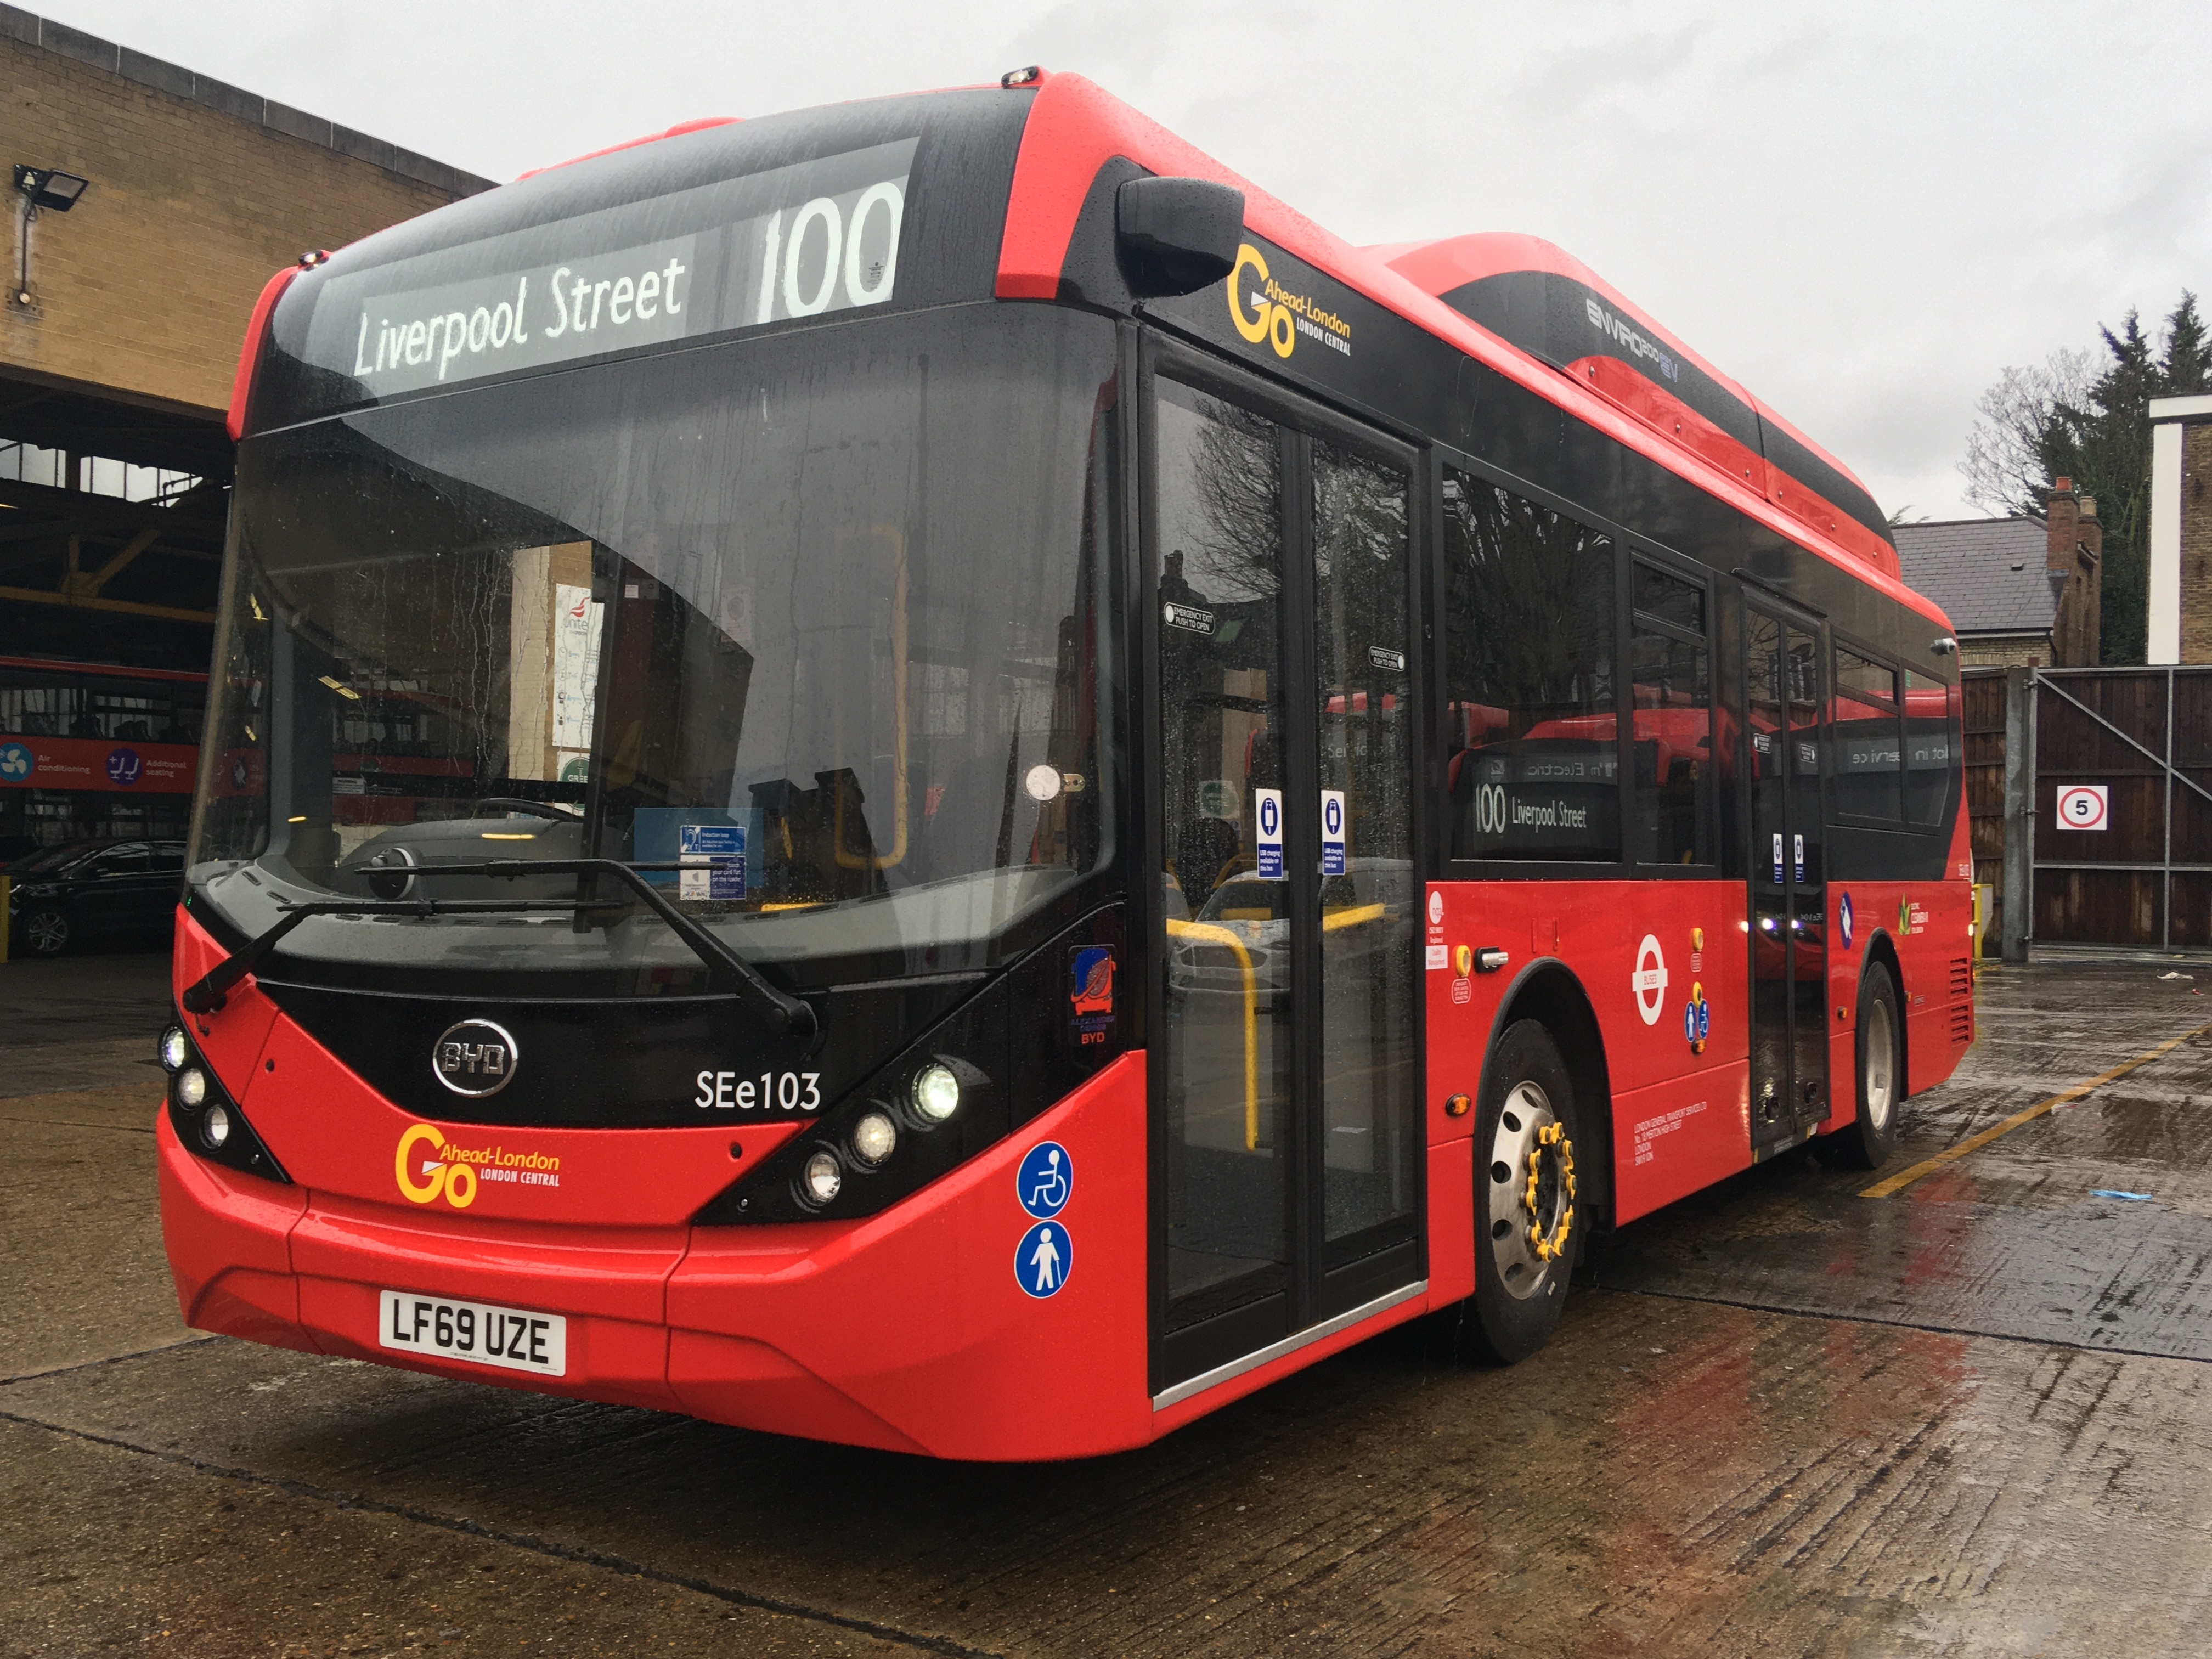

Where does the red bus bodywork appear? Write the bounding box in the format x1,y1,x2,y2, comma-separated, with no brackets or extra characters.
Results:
162,71,1973,1460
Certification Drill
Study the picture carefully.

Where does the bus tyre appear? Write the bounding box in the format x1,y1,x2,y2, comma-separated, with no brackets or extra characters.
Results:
1820,965,1902,1171
1468,1019,1580,1364
20,907,70,956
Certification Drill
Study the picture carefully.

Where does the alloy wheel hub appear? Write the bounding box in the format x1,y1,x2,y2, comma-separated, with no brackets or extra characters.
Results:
1487,1082,1576,1299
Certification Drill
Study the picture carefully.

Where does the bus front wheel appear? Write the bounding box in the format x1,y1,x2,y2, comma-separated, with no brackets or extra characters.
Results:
1468,1019,1581,1364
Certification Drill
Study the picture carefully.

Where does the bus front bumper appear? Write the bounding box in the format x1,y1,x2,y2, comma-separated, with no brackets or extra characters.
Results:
156,1053,1153,1462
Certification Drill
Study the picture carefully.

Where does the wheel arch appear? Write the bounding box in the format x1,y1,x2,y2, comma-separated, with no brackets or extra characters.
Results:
1481,958,1615,1231
1858,930,1907,1106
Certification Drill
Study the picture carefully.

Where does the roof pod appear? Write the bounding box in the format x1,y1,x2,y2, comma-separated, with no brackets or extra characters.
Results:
1379,233,1899,578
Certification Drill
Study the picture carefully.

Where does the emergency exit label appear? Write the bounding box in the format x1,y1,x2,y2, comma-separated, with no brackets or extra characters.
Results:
2056,785,2108,832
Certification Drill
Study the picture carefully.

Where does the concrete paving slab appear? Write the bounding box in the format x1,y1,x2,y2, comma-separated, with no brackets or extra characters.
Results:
1589,961,2212,1363
8,1296,2212,1657
0,1083,189,1377
0,950,172,1097
0,1417,917,1658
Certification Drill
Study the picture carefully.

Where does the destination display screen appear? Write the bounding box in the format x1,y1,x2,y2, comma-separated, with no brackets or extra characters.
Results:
281,138,917,402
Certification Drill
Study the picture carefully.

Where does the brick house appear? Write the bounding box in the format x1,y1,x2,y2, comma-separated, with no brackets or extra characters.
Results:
1893,480,2103,668
2148,393,2212,663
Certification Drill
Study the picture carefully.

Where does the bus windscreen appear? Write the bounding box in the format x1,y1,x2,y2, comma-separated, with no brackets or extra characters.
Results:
195,304,1117,988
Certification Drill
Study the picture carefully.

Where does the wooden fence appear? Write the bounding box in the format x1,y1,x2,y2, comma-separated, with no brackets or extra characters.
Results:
1967,667,2212,951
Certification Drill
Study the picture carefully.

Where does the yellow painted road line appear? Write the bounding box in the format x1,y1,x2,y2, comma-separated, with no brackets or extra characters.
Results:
1860,1022,2212,1199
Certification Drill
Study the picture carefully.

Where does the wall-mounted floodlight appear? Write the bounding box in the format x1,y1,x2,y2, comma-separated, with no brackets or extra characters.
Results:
14,166,88,211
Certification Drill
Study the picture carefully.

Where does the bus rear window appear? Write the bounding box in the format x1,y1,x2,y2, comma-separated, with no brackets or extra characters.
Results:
1903,668,1957,827
1834,646,1903,822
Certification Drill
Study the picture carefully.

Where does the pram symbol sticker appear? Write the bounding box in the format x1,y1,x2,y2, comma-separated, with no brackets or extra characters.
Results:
1015,1221,1071,1297
1018,1141,1071,1220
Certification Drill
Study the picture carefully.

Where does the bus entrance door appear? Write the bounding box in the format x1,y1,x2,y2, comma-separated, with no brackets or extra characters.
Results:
1148,363,1423,1397
1745,605,1830,1156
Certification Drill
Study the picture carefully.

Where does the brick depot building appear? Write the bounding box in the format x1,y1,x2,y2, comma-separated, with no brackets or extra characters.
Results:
2148,394,2212,664
0,8,486,854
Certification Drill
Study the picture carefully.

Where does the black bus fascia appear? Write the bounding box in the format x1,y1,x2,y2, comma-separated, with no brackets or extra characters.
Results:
180,859,816,1036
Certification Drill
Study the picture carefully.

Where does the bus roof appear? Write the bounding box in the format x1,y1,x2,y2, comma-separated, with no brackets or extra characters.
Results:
992,71,1942,629
234,69,1945,636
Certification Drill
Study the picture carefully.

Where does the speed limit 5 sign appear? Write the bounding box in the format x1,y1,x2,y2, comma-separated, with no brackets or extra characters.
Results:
2056,785,2109,831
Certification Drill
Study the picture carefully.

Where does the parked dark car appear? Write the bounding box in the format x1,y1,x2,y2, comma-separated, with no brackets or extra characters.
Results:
4,838,187,957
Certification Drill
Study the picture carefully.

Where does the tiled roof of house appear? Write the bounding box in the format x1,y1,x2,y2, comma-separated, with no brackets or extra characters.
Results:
1893,516,2061,637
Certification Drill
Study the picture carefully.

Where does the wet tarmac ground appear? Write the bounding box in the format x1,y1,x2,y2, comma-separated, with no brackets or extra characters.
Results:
5,953,2212,1657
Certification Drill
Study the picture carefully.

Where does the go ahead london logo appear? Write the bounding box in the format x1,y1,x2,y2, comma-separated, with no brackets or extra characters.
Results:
1226,244,1353,363
393,1122,562,1209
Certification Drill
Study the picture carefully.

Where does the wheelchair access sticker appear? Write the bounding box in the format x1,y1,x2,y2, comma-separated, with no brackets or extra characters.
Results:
1017,1141,1071,1220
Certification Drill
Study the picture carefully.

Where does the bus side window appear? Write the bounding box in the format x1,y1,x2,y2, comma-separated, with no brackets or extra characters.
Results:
1903,667,1956,826
1833,646,1902,822
1629,561,1712,866
1441,469,1619,863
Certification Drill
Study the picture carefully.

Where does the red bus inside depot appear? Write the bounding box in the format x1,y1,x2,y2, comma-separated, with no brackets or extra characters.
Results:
160,70,1971,1461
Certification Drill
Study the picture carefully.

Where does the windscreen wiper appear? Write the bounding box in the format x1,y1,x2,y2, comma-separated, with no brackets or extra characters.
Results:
182,859,817,1038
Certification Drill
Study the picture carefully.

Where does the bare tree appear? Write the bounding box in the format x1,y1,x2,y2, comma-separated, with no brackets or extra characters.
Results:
1956,347,2095,517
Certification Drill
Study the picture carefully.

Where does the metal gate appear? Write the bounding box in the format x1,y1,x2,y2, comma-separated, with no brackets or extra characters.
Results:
1982,665,2212,952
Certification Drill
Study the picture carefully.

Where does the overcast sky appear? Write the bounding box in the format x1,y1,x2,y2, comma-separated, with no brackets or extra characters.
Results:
43,1,2212,520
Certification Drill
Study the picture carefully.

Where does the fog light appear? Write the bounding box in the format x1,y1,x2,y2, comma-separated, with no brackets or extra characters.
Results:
800,1149,843,1206
201,1103,232,1149
850,1109,897,1166
159,1026,190,1072
176,1067,208,1109
911,1063,960,1124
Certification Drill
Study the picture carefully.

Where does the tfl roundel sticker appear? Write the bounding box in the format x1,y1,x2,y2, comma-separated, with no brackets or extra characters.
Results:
1633,934,1668,1026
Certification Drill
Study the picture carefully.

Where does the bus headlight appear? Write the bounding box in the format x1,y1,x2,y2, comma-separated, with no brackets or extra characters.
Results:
850,1110,898,1167
160,1037,289,1187
694,910,1125,1227
911,1063,961,1124
799,1149,843,1207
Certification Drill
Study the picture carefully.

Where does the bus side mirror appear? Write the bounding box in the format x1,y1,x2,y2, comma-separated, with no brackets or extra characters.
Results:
1116,177,1245,299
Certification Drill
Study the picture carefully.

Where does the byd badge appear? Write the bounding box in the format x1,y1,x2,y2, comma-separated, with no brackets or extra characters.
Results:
432,1018,518,1098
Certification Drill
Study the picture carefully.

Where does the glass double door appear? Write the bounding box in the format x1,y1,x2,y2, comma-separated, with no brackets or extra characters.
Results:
1745,603,1830,1155
1149,364,1422,1391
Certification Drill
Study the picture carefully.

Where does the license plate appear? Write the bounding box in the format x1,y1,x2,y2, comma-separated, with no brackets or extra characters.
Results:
377,1289,567,1378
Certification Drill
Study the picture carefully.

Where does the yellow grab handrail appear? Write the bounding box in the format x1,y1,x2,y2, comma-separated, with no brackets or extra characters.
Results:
1321,901,1386,933
1165,917,1260,1150
833,523,909,872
